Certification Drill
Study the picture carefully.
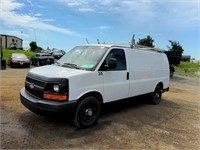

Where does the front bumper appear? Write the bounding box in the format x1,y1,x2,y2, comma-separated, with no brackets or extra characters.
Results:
12,62,30,67
20,87,77,115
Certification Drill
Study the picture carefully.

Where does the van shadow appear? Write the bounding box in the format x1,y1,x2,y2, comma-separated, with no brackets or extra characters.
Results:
38,95,150,123
18,95,180,143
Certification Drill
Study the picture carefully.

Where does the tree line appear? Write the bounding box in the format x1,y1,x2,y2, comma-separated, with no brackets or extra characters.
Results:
29,35,184,57
29,41,43,52
137,35,184,57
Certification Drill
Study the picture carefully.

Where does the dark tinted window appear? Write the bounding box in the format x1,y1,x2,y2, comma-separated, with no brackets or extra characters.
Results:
100,49,126,71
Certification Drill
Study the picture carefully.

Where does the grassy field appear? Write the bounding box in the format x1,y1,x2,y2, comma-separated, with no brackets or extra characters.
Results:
175,61,200,77
2,49,36,64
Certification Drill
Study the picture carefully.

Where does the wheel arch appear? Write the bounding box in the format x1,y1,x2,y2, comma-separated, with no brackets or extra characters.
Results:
77,91,103,104
155,81,164,91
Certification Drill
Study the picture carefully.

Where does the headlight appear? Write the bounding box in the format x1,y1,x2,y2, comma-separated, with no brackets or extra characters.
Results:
53,84,59,92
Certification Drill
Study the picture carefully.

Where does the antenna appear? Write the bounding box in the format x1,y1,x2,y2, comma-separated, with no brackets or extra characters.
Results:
130,34,135,48
85,38,90,44
97,39,100,44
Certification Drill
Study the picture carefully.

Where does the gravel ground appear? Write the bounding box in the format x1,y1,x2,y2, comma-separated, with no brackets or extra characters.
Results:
0,67,200,149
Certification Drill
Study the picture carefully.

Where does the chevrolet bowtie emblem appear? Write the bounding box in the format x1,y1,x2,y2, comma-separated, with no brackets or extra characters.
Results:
30,83,35,89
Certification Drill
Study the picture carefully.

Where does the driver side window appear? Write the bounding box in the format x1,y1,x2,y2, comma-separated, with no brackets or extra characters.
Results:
100,49,126,71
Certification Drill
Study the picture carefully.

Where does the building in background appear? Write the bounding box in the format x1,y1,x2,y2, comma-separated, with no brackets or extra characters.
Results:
0,34,23,50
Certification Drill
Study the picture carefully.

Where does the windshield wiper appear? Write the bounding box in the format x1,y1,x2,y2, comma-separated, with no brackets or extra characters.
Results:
62,63,80,69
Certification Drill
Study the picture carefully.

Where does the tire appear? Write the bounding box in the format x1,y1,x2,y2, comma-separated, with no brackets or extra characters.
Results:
37,61,40,67
170,71,174,77
151,86,162,105
73,96,101,128
10,63,13,68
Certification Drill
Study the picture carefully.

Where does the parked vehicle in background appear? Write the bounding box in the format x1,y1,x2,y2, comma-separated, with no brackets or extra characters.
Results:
41,49,53,54
164,51,181,77
31,53,54,66
61,50,66,55
9,53,30,68
52,49,64,59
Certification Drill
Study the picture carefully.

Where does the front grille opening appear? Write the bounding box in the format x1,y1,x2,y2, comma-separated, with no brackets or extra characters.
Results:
25,76,46,99
26,77,45,87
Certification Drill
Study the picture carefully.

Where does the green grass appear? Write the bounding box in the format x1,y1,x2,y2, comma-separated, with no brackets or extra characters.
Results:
175,61,200,77
2,49,36,65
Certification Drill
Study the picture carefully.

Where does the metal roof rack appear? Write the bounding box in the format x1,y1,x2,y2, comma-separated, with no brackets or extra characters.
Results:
100,35,165,53
133,45,164,53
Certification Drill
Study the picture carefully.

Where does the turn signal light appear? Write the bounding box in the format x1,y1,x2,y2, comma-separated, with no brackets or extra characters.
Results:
43,94,67,101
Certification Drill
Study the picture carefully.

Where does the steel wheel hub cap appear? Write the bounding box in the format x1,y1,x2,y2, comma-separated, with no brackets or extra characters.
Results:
156,93,160,99
85,108,93,116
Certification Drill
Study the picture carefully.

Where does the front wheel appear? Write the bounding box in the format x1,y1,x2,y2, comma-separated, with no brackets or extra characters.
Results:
73,96,101,128
151,86,162,105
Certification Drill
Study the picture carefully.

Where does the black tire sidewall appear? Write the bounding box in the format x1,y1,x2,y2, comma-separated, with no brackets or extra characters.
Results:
170,71,174,77
152,86,162,105
74,96,101,128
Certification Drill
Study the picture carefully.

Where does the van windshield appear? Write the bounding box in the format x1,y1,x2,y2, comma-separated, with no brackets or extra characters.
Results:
57,46,108,71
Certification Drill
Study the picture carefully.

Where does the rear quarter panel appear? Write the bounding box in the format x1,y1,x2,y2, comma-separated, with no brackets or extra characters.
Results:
126,48,169,97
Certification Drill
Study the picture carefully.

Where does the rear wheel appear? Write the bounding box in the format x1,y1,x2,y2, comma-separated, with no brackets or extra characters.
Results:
151,86,162,105
73,96,101,128
170,71,174,77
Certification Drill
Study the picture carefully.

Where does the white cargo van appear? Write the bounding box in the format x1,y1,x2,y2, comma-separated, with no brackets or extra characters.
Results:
20,44,169,128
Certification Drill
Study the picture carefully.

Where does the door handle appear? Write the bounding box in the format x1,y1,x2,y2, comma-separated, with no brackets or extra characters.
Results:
127,72,129,80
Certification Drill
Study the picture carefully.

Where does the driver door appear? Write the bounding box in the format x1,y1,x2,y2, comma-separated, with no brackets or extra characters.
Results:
99,49,129,103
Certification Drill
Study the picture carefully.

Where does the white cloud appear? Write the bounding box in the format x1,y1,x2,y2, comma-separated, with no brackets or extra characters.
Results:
98,26,111,30
26,0,33,6
78,8,94,12
59,0,200,28
43,18,55,22
59,0,101,12
34,13,42,17
0,0,81,37
1,0,24,11
1,29,29,38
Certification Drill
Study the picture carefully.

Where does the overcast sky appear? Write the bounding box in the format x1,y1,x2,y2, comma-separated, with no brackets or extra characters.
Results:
0,0,199,59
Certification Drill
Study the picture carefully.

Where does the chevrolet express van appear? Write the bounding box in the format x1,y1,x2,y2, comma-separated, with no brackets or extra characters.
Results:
20,44,169,128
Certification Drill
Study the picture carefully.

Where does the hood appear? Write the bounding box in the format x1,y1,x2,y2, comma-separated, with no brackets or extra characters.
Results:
29,65,88,79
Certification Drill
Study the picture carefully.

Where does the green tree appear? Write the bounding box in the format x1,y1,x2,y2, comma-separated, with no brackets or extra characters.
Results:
37,46,43,50
29,41,37,52
167,40,184,56
137,35,154,48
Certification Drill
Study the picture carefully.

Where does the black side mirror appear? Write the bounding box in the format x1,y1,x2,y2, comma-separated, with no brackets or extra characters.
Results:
104,58,117,69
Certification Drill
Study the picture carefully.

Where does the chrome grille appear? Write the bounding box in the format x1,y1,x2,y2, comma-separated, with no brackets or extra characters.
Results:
25,76,45,99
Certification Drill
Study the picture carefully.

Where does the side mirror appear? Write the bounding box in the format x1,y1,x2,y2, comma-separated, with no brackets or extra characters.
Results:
104,58,117,69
